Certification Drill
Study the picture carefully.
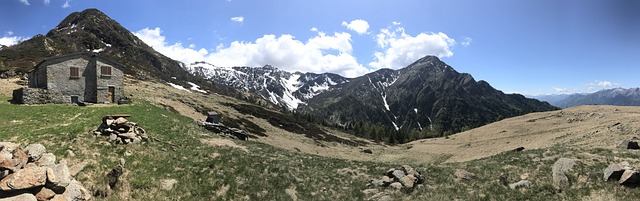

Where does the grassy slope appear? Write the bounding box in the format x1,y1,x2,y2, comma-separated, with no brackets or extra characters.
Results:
2,96,640,200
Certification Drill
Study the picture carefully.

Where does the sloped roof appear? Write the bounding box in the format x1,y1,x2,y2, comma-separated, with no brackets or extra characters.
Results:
30,52,125,72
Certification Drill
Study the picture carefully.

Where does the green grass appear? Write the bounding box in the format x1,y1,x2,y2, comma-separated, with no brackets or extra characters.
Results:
2,96,639,200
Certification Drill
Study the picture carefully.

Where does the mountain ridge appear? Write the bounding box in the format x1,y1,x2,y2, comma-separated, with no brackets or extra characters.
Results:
534,87,640,108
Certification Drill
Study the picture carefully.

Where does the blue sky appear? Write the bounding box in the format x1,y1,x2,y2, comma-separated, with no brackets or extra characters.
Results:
1,0,639,95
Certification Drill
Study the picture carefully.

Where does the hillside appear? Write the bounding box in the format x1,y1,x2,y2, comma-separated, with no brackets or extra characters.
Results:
3,78,640,200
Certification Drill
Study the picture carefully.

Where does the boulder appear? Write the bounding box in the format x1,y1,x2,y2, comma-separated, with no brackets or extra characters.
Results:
0,165,47,190
619,169,640,186
401,165,417,176
552,158,576,188
36,153,56,167
399,175,416,188
369,179,384,187
24,144,46,162
60,179,91,201
389,182,403,190
113,117,128,125
453,169,476,180
35,187,56,201
509,180,531,189
160,179,178,190
107,165,124,189
0,142,19,153
604,163,626,181
46,160,71,189
0,151,12,161
616,140,640,149
0,193,37,201
69,161,88,177
391,170,406,180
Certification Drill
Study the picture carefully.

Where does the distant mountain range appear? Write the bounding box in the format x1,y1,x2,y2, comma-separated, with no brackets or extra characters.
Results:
188,56,558,139
531,88,640,108
183,61,349,110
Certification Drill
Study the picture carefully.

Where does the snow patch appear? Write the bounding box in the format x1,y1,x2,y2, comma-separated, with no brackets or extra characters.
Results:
167,82,191,93
382,93,390,111
90,48,105,53
414,108,418,113
392,122,400,131
187,82,207,93
427,116,434,130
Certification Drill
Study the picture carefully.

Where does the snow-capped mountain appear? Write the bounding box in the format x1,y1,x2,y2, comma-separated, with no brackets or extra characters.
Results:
545,88,640,108
183,61,350,110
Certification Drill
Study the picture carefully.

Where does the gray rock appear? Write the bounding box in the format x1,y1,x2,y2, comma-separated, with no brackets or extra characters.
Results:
604,163,626,181
616,140,640,149
0,193,37,201
160,178,178,190
0,151,12,161
391,170,406,180
509,180,531,189
66,150,76,157
69,161,88,177
46,160,71,189
36,153,56,167
60,179,92,201
0,142,19,152
401,165,417,176
399,175,416,188
619,169,640,186
369,179,384,187
552,158,576,188
389,182,403,190
454,169,476,180
24,144,46,162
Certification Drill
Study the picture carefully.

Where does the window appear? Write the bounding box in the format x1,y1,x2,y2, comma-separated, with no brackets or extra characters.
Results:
70,67,79,78
101,66,112,76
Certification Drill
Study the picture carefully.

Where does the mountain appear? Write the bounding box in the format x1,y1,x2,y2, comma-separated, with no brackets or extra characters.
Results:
183,61,350,110
549,88,640,108
528,94,572,106
298,56,558,140
0,8,241,97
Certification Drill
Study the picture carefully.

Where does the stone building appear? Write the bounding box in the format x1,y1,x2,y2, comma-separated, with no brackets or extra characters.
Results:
12,52,125,104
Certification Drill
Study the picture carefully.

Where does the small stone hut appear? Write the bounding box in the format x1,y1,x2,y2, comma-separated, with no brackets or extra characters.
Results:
12,52,125,104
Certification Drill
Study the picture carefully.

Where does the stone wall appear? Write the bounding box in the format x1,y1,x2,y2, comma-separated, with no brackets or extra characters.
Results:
95,60,124,103
12,87,49,104
47,58,90,104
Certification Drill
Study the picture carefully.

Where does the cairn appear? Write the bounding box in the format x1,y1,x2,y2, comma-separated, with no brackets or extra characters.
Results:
93,114,149,145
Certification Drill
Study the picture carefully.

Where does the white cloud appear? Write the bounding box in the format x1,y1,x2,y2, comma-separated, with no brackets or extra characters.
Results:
208,32,367,77
62,0,71,8
134,27,368,78
341,19,370,35
0,32,28,47
369,26,455,69
597,81,612,87
310,27,318,32
20,0,30,5
133,27,209,64
461,36,472,47
392,21,401,25
587,80,619,88
553,87,571,93
44,0,50,5
230,16,244,23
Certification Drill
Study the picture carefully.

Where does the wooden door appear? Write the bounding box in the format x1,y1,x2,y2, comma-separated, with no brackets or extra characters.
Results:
108,86,115,103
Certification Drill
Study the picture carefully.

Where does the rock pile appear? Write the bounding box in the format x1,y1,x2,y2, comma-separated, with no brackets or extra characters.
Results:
0,142,91,200
367,165,425,190
603,161,640,186
197,121,252,141
93,115,149,145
